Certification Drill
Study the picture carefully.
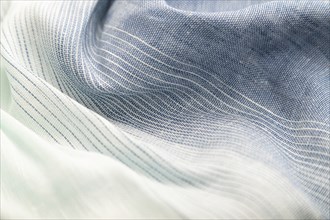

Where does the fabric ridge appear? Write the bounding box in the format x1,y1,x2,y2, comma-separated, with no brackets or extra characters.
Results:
0,0,329,219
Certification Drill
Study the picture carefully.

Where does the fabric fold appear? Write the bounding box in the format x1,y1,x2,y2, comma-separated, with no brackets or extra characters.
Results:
1,0,329,219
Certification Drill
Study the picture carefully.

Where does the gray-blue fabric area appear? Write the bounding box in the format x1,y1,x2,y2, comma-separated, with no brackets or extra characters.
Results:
88,0,330,216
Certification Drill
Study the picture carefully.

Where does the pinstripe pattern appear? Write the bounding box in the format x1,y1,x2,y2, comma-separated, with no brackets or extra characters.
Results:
1,0,329,219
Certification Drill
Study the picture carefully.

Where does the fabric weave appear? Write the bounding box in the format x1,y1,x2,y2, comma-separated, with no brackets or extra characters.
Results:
1,0,329,219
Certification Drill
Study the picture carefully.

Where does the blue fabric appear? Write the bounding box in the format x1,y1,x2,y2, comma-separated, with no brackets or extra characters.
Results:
1,0,329,218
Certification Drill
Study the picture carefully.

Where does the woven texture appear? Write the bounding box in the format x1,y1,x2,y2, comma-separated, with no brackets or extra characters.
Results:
1,0,329,219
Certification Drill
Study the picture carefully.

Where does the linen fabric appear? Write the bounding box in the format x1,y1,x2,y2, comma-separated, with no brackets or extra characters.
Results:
1,0,329,219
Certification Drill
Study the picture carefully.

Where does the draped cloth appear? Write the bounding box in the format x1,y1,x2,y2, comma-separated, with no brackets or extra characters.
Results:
1,0,329,219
